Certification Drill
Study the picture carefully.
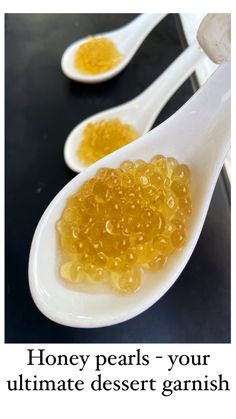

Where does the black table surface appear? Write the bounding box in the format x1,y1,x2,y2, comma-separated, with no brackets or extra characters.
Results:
5,14,231,343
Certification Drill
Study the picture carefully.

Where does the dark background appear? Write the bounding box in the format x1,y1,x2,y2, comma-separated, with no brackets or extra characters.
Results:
5,14,231,343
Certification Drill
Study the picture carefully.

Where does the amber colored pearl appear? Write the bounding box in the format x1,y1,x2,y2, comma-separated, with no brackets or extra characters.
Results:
171,180,189,197
171,229,187,249
113,270,141,294
172,164,191,184
146,255,167,272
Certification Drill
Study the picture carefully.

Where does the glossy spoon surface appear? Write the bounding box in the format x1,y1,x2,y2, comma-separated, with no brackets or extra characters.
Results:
61,13,166,83
29,61,230,328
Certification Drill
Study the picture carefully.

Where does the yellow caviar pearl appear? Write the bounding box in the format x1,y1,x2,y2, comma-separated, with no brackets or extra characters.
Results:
171,229,187,249
60,262,84,283
171,180,189,197
146,255,167,272
153,235,173,256
172,164,191,184
93,268,108,282
179,197,192,216
120,160,135,172
57,155,192,294
113,270,141,294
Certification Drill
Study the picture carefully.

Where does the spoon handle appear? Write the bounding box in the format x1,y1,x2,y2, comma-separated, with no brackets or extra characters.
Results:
154,60,230,168
136,42,205,130
121,13,166,51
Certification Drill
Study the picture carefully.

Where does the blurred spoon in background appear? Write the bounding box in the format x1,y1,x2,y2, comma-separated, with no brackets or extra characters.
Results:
61,13,166,83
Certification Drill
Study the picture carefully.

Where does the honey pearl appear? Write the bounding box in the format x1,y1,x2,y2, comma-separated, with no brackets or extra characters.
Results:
171,180,189,197
60,262,84,283
109,257,126,272
57,155,192,294
166,157,178,173
93,268,107,282
153,235,173,256
135,159,146,167
179,197,192,216
93,181,109,203
146,255,167,272
120,160,135,172
97,167,108,179
113,270,141,294
172,164,191,183
171,229,187,249
151,154,164,164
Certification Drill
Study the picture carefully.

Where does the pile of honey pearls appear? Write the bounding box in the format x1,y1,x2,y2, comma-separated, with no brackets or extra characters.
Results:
74,37,123,75
57,155,192,294
78,119,139,165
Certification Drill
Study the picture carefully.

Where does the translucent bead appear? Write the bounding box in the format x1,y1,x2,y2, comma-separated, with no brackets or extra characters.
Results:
60,261,84,283
60,236,78,254
171,181,189,197
160,193,178,217
113,270,141,294
166,157,178,176
106,173,120,188
153,235,173,256
153,212,165,234
124,251,137,265
151,156,167,176
84,263,97,276
172,164,191,184
151,154,164,164
63,207,78,222
171,229,187,248
135,159,146,168
113,237,130,252
93,268,107,282
95,252,107,266
80,178,96,197
145,185,157,197
109,257,127,272
105,219,122,235
175,208,187,221
120,160,135,172
80,252,90,264
179,197,192,216
146,255,167,272
121,173,133,187
97,167,109,179
93,181,110,203
172,219,185,231
149,173,164,189
138,175,149,185
150,188,166,209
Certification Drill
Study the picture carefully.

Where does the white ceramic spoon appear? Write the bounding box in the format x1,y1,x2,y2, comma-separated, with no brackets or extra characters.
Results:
29,60,230,328
65,42,205,172
61,13,166,83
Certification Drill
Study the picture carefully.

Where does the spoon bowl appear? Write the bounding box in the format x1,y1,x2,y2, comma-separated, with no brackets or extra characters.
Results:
61,14,166,83
29,62,230,327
